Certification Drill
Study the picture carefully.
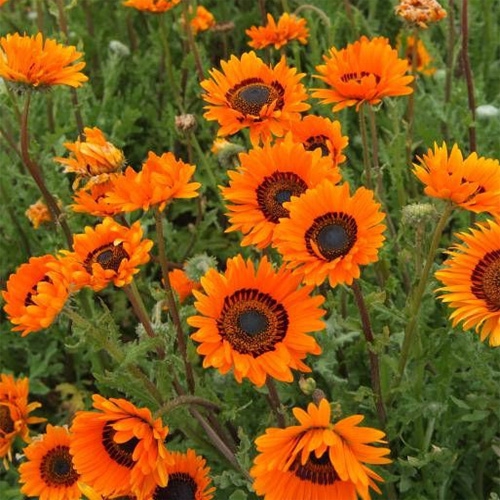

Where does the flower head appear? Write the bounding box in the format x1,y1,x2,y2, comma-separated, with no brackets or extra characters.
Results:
2,254,75,336
435,220,500,346
19,425,80,500
413,143,500,215
395,0,447,28
398,34,436,75
70,394,171,499
0,374,44,466
184,5,216,34
123,0,181,13
250,398,391,499
273,181,386,287
201,51,310,144
151,449,215,499
25,199,58,229
246,12,309,50
105,151,200,212
313,36,414,112
0,32,87,89
71,176,123,217
169,268,201,304
55,127,125,189
221,133,342,249
287,115,349,166
67,217,153,291
188,254,325,387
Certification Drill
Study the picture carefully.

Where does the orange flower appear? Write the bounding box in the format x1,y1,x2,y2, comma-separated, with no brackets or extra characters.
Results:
188,254,325,387
221,133,342,249
169,268,200,303
55,127,125,189
151,449,215,499
70,394,171,499
435,220,500,346
19,425,80,500
25,199,57,229
122,0,181,12
412,143,500,215
66,217,153,292
71,176,123,217
185,5,216,34
2,254,75,336
105,151,200,212
250,398,391,500
273,181,386,287
395,0,447,28
201,51,310,144
313,36,414,112
287,115,349,166
246,12,309,50
0,32,87,88
398,34,436,75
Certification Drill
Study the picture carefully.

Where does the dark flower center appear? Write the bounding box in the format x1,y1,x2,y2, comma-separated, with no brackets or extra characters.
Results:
340,71,381,84
226,77,284,117
257,171,308,223
305,212,358,260
24,275,53,307
84,242,129,273
471,250,500,311
40,445,79,487
102,423,139,469
0,405,14,434
304,135,331,157
153,473,197,500
217,288,289,357
290,450,338,485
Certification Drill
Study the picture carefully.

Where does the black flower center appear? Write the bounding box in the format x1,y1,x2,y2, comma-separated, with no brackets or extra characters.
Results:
84,242,129,273
0,405,14,434
340,70,381,84
304,135,331,156
153,473,197,500
290,450,338,485
24,275,53,307
305,212,358,260
102,423,139,469
226,77,284,117
257,171,308,223
39,445,79,487
217,288,289,357
471,250,500,311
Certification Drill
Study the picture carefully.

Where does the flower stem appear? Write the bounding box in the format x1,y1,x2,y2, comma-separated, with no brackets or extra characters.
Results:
265,378,286,428
351,280,387,427
154,395,221,418
358,103,373,190
181,0,205,81
122,281,157,340
20,92,73,248
154,206,196,393
395,202,454,385
405,28,420,168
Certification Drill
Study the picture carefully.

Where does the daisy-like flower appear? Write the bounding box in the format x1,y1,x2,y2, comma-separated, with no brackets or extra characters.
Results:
395,0,447,28
187,254,325,387
19,425,80,500
122,0,181,13
313,36,414,112
287,115,349,166
273,181,386,287
183,5,216,35
105,151,201,213
250,398,391,500
70,394,171,499
0,32,87,89
2,254,74,336
151,449,215,499
201,51,310,144
71,176,123,217
25,199,58,229
55,127,125,189
246,12,309,50
169,268,201,304
435,219,500,347
66,217,153,292
398,34,436,75
221,134,342,249
412,143,500,215
0,374,44,467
